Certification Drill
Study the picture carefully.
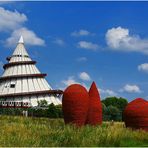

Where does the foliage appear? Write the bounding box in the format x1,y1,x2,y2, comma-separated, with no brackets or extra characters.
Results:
37,100,48,107
102,97,128,111
102,97,128,121
106,105,121,121
0,116,148,147
0,108,24,116
0,97,128,121
0,103,63,118
28,103,63,118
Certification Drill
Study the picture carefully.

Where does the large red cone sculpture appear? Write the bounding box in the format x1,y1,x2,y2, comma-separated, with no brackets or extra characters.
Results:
123,98,148,131
62,84,89,126
86,82,102,125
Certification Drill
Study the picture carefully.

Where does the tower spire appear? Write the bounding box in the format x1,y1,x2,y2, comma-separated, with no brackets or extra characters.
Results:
0,35,62,106
18,35,24,44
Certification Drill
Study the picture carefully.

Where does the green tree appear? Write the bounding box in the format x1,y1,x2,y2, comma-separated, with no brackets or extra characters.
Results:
102,97,128,112
102,102,107,114
37,100,48,107
102,103,108,121
47,103,59,118
55,105,63,118
102,97,128,121
106,105,121,121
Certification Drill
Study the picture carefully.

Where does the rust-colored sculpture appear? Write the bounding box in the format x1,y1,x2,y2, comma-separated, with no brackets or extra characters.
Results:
62,84,89,126
86,82,102,125
123,98,148,131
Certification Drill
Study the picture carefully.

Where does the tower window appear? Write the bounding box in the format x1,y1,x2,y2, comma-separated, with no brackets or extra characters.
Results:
10,84,15,88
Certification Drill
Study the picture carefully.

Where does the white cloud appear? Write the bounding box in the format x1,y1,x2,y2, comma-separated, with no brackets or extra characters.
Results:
6,27,45,47
60,76,89,91
106,26,148,54
77,41,99,51
61,76,90,90
76,57,87,62
53,38,65,46
100,88,117,97
138,63,148,73
71,29,93,37
0,7,27,31
62,76,79,87
79,72,91,81
81,82,89,90
120,84,141,93
0,7,45,47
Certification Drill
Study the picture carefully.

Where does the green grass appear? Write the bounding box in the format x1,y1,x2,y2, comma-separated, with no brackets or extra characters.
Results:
0,116,148,147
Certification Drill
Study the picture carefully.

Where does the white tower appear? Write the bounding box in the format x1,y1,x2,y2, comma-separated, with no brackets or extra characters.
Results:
0,36,62,106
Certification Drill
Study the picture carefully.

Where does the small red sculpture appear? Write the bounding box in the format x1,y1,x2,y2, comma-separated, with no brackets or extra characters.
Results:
86,82,102,125
62,84,89,126
123,98,148,131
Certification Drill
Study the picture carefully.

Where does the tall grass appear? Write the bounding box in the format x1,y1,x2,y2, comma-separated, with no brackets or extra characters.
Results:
0,116,147,147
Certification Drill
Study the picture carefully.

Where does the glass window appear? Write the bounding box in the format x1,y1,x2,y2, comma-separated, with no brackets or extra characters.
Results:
10,84,15,88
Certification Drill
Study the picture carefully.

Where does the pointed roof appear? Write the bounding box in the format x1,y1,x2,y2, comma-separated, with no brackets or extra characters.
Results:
18,36,24,44
9,36,31,63
0,35,62,106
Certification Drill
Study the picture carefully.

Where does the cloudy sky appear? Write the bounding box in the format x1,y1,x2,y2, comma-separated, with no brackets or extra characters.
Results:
0,1,148,101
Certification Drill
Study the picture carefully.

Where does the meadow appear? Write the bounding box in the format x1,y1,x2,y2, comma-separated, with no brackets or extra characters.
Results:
0,116,148,147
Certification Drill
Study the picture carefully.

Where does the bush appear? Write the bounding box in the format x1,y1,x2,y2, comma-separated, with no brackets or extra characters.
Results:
0,103,63,119
28,103,63,118
102,97,128,121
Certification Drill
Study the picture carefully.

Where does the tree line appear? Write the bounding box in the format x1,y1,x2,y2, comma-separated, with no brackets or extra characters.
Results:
0,97,128,121
102,97,128,121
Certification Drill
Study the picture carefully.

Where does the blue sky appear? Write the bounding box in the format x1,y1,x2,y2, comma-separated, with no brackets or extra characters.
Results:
0,1,148,101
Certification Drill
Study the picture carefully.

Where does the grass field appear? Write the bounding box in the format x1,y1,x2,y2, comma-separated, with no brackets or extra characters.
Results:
0,116,148,147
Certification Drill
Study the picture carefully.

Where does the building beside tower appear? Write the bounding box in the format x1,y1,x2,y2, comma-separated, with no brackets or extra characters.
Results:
0,36,62,106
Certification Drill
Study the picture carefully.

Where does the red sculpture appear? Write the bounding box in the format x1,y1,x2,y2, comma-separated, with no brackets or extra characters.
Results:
62,84,89,126
86,82,102,125
123,98,148,131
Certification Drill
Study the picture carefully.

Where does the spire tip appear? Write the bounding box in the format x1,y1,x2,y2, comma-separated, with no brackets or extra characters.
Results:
18,36,24,44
